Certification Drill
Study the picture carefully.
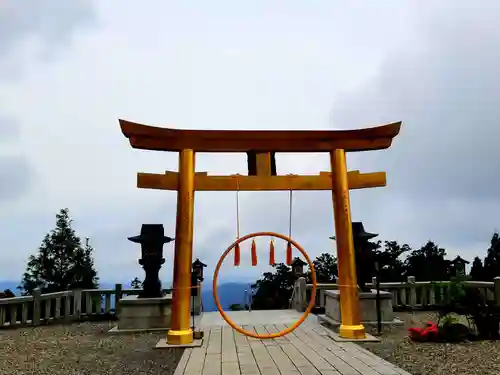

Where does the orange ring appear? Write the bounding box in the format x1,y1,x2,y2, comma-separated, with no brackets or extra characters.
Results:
213,231,317,339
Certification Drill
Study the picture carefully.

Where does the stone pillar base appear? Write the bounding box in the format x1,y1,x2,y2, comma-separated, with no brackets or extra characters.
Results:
110,294,172,333
323,289,403,326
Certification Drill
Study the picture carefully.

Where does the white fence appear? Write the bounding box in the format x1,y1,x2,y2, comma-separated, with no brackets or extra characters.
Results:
0,284,180,329
292,276,500,312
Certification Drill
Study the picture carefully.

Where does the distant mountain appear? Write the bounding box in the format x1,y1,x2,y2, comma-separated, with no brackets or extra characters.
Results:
201,282,252,312
0,281,20,295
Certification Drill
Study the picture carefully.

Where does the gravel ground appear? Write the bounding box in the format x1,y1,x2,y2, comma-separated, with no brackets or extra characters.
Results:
0,321,184,375
358,311,500,375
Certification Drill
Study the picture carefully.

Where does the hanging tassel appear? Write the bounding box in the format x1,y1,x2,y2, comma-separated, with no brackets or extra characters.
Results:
234,243,241,266
251,239,258,266
286,241,293,266
269,239,275,265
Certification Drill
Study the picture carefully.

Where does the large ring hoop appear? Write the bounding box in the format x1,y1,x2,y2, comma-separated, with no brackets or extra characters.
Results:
212,231,317,339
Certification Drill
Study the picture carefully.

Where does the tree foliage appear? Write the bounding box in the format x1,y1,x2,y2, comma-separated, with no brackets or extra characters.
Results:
229,303,244,311
469,256,484,281
308,253,338,283
19,208,99,295
373,241,410,282
404,241,451,281
130,277,142,289
250,263,294,310
483,232,500,281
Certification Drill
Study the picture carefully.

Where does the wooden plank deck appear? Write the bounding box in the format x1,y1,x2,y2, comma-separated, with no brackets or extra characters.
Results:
175,312,411,375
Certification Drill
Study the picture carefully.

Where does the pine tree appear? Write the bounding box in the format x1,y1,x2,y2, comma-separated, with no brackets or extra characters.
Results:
469,256,485,280
251,263,294,310
308,253,338,283
374,240,410,282
19,208,99,295
483,232,500,281
404,241,451,281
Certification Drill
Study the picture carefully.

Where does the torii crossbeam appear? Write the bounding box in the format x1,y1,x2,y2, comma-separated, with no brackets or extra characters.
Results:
119,119,402,345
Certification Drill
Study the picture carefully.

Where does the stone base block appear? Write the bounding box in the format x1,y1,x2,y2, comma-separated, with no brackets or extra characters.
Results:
324,289,403,326
116,294,172,331
155,338,204,349
108,326,170,335
316,316,382,342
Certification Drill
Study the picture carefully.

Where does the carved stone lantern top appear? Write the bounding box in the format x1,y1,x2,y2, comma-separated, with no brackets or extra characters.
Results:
128,224,174,245
352,222,378,241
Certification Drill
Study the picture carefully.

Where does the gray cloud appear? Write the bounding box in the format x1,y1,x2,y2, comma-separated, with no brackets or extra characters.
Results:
0,115,19,141
108,0,500,281
287,2,500,256
0,1,97,54
194,1,500,272
3,1,500,283
0,156,33,201
330,11,500,203
0,0,97,80
0,1,99,207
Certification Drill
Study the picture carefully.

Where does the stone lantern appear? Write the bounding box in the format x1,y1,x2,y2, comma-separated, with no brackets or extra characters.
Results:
191,259,207,316
322,222,401,329
128,224,174,298
291,257,307,278
330,222,378,292
192,259,207,282
191,259,207,297
451,256,470,277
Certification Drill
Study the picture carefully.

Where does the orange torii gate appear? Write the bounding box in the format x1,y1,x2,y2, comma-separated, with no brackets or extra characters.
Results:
119,119,402,345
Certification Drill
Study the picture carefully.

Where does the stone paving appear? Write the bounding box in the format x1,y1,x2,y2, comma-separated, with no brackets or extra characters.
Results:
175,312,412,375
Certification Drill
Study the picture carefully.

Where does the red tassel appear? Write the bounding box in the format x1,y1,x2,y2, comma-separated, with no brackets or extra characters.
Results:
234,243,241,266
286,242,293,265
269,239,275,265
251,239,258,266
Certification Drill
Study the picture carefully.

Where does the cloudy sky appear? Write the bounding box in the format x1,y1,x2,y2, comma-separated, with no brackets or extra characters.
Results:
1,1,499,285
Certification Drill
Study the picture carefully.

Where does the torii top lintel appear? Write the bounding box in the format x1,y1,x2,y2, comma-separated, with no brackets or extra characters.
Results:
119,119,401,153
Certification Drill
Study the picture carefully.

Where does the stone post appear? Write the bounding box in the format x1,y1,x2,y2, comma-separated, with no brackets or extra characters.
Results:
494,277,500,307
296,277,307,312
407,276,417,308
114,284,122,315
32,288,41,326
73,290,82,320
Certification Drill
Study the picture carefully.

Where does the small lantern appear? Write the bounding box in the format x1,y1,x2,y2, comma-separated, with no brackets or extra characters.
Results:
291,257,306,278
192,259,207,282
191,259,207,297
128,224,174,298
451,256,470,277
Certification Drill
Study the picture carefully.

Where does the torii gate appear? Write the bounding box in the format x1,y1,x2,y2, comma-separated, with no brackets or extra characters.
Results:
120,119,402,345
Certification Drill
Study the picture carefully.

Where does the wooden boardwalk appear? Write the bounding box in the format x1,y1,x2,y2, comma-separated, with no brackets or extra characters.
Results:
175,312,411,375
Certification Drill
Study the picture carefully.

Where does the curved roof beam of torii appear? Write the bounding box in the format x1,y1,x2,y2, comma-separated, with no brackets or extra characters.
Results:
119,119,402,153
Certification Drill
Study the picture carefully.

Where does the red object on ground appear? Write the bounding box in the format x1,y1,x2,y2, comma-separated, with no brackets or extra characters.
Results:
408,322,438,342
